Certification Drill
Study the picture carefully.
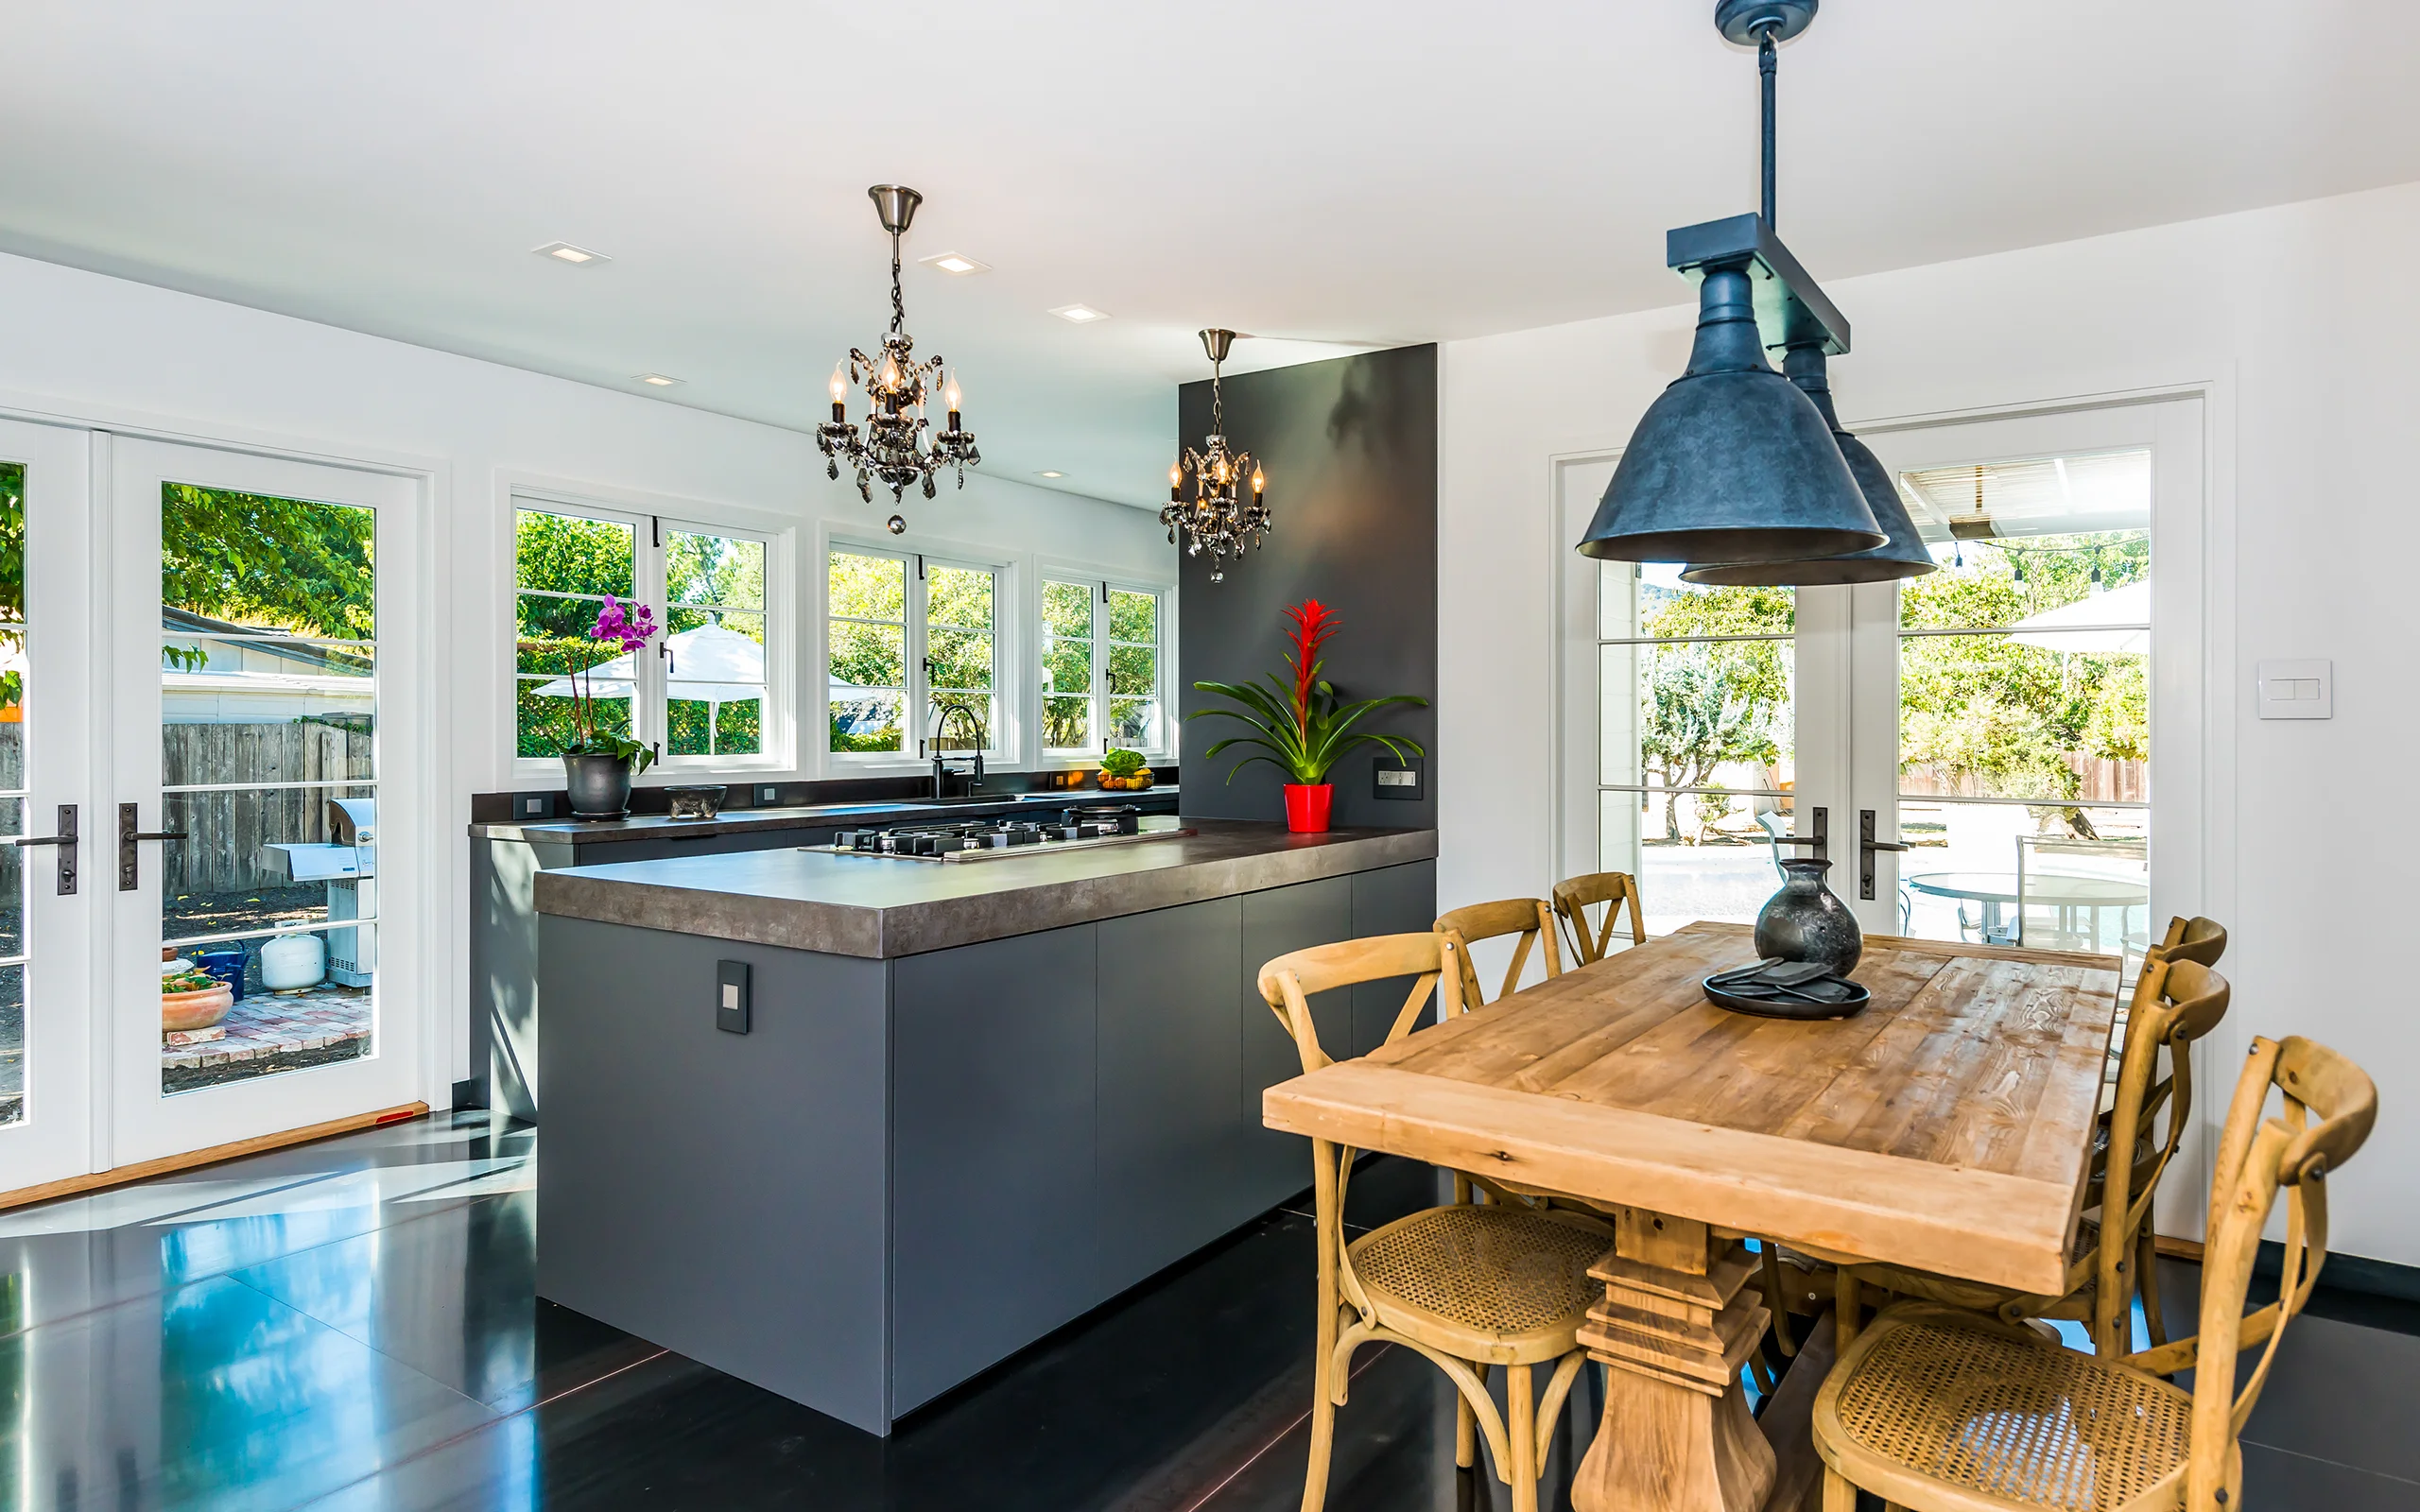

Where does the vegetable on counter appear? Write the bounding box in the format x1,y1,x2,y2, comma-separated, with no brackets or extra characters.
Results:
1097,747,1154,790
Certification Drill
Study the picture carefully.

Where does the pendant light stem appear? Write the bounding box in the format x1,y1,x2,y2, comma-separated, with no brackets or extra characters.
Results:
1758,24,1778,228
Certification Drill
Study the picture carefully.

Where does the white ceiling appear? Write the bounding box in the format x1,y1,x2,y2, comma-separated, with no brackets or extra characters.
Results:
2,1,2413,508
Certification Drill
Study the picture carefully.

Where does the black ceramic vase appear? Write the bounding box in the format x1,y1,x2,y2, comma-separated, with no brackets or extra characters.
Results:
1754,857,1862,976
562,753,635,819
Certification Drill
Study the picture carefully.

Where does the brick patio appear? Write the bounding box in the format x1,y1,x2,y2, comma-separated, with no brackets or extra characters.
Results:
163,985,372,1072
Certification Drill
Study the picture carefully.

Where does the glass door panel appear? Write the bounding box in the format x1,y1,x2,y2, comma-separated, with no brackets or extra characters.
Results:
0,421,95,1194
111,438,420,1168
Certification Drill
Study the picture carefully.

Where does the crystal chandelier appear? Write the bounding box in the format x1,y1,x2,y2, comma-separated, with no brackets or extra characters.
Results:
817,185,980,531
1163,328,1270,583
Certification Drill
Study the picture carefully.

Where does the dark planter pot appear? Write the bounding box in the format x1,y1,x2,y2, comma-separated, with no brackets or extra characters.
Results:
563,753,635,819
1283,783,1334,833
1754,857,1862,975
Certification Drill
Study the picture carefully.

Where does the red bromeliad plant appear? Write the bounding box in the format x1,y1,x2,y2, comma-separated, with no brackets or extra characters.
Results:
1189,598,1426,786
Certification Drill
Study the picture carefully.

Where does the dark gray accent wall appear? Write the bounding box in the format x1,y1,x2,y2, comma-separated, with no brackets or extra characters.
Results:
1176,344,1438,832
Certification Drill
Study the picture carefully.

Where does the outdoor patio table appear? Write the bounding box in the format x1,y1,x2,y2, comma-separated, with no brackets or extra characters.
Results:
1905,868,2147,950
1261,920,2121,1512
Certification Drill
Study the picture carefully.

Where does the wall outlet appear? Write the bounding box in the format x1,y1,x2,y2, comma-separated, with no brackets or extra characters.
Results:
511,791,557,820
755,784,783,806
717,960,752,1034
2256,659,2332,719
1374,756,1426,801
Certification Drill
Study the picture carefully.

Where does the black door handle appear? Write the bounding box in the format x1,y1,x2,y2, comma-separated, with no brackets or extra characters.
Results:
119,802,189,891
8,804,78,894
1858,809,1909,901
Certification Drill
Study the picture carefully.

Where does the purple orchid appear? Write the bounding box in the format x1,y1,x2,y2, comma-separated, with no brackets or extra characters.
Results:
561,594,661,773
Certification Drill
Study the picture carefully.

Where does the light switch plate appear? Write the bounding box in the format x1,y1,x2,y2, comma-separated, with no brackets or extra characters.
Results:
755,784,782,806
1374,755,1426,801
511,791,558,820
2256,659,2332,719
717,959,752,1034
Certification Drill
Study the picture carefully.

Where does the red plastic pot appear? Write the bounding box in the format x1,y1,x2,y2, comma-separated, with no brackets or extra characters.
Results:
1283,783,1334,833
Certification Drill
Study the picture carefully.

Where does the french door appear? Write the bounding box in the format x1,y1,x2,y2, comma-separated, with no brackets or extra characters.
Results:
1563,395,2204,967
0,432,426,1194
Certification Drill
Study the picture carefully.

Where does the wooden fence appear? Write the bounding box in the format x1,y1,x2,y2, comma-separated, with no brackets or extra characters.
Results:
161,721,373,898
1899,755,2147,806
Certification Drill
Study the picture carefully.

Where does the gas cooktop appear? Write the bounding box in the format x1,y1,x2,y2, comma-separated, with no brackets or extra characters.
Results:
820,806,1194,862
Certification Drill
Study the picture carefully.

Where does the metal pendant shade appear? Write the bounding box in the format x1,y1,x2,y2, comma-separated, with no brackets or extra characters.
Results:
1682,345,1938,585
1577,266,1882,564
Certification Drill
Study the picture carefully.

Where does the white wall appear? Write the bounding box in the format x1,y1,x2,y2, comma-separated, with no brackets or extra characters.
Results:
1442,180,2420,1266
0,249,1172,1099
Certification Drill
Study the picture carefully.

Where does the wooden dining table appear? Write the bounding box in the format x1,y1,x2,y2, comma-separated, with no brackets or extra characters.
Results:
1262,920,2123,1512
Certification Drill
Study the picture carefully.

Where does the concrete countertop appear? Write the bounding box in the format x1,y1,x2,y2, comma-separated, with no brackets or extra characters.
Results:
532,818,1436,958
470,785,1179,845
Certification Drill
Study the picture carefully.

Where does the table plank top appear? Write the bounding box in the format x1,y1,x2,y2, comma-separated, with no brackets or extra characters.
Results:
1261,921,2122,1295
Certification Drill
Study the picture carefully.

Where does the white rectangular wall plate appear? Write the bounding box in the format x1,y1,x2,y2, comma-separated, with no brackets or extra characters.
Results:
2256,659,2332,719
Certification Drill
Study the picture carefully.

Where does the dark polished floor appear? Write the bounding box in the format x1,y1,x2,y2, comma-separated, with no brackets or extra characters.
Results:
3,1110,2415,1510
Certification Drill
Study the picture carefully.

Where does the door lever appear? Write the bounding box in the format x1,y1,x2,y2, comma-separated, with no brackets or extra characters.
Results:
119,802,189,891
7,804,78,894
1858,809,1910,902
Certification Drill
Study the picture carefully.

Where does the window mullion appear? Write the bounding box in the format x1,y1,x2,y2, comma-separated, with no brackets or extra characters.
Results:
908,554,930,758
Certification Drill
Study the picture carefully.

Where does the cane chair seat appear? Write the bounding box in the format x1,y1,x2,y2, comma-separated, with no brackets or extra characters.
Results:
1819,1302,2194,1512
1349,1203,1608,1365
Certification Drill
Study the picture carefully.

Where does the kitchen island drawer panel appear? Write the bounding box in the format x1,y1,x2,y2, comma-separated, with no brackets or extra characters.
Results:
890,926,1100,1416
1349,860,1440,1057
1239,876,1356,1204
1096,897,1250,1296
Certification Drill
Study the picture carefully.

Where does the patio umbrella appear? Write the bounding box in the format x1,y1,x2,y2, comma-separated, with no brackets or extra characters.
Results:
2007,580,2150,655
537,623,767,753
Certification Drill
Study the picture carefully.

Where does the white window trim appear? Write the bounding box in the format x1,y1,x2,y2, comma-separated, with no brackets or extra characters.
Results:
823,531,1018,771
1035,567,1177,766
509,486,796,783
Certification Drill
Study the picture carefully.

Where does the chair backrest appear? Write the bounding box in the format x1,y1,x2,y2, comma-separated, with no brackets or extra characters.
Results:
2147,1034,2376,1511
1256,932,1464,1077
1433,898,1562,1006
2090,956,2231,1349
2152,915,2227,969
1550,871,1647,967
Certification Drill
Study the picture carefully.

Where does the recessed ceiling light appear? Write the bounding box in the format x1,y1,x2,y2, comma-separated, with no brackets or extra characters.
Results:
920,251,991,276
1036,471,1064,479
1050,303,1110,324
634,373,683,387
533,241,610,265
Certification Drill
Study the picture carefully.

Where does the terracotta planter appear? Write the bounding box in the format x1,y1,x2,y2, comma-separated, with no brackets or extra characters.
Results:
1283,783,1334,833
162,983,235,1035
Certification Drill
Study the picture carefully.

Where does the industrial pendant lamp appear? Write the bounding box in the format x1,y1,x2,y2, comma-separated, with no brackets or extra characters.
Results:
1576,0,1885,567
1682,340,1937,584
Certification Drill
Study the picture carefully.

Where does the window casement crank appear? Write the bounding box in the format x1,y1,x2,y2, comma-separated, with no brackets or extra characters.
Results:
119,802,188,891
7,804,79,895
1859,809,1910,901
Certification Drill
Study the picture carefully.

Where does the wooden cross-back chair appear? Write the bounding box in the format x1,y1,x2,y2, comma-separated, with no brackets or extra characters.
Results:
1549,870,1646,967
1832,953,2232,1359
1258,934,1611,1512
1433,898,1563,1008
1813,1033,2377,1512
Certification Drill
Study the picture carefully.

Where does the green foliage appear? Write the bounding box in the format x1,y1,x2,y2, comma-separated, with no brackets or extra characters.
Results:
1100,747,1147,778
1190,675,1426,785
1634,584,1791,841
1897,533,2149,811
164,485,375,639
0,464,21,711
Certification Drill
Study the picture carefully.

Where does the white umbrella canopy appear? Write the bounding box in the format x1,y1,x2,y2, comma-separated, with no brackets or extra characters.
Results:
2007,579,2150,655
536,623,767,701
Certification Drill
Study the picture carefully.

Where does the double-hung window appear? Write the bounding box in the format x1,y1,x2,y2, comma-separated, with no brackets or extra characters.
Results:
827,546,1005,760
513,500,786,769
1041,577,1170,759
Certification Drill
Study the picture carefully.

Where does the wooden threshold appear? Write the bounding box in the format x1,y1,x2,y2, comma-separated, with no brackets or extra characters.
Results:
0,1102,429,1212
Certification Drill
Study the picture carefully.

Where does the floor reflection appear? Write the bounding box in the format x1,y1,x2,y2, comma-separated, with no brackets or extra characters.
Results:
0,1112,2414,1510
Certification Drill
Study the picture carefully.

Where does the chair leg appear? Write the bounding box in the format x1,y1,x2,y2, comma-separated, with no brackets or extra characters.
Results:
1303,1144,1342,1512
1822,1467,1858,1512
1456,1363,1483,1469
1835,1269,1862,1354
1506,1363,1539,1512
2137,1228,2169,1349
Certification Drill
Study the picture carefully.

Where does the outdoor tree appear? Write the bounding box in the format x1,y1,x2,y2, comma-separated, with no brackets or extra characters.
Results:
1636,583,1790,841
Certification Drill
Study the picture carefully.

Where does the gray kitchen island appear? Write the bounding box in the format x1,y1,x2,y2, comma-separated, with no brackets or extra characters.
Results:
531,817,1435,1435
